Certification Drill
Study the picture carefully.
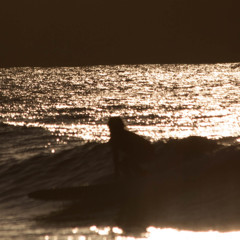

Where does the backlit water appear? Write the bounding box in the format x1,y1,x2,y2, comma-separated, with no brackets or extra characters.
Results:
0,63,240,239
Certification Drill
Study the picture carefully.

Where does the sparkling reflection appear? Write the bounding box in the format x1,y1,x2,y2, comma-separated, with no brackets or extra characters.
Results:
146,227,240,240
1,63,240,239
43,226,240,240
1,63,239,143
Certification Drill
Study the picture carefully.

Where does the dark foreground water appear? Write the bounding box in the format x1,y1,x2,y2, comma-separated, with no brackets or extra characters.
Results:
0,63,240,239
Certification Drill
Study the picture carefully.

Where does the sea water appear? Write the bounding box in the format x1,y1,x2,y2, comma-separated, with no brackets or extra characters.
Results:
0,63,240,239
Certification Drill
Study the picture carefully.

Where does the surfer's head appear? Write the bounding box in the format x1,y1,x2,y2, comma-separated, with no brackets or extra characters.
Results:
108,117,125,133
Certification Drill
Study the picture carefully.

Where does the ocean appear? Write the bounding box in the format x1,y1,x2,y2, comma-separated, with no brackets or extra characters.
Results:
0,63,240,240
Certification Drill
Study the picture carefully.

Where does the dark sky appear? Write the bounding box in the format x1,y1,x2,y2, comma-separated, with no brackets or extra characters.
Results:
0,0,239,67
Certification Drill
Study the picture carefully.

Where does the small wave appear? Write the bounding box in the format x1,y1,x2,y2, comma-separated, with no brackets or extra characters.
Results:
231,63,240,69
56,107,90,113
0,123,57,163
0,122,85,166
39,114,91,124
0,142,113,200
0,135,239,201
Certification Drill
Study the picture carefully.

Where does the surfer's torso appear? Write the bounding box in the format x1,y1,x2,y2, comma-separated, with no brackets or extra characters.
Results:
108,117,154,179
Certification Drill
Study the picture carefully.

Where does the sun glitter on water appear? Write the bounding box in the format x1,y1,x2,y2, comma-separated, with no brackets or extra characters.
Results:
1,63,240,143
43,226,240,240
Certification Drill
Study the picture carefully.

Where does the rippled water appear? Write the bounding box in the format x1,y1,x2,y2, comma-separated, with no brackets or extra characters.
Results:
1,63,240,142
0,63,240,240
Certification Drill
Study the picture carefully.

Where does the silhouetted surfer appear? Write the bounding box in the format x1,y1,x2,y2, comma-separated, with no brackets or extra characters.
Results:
108,117,154,180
